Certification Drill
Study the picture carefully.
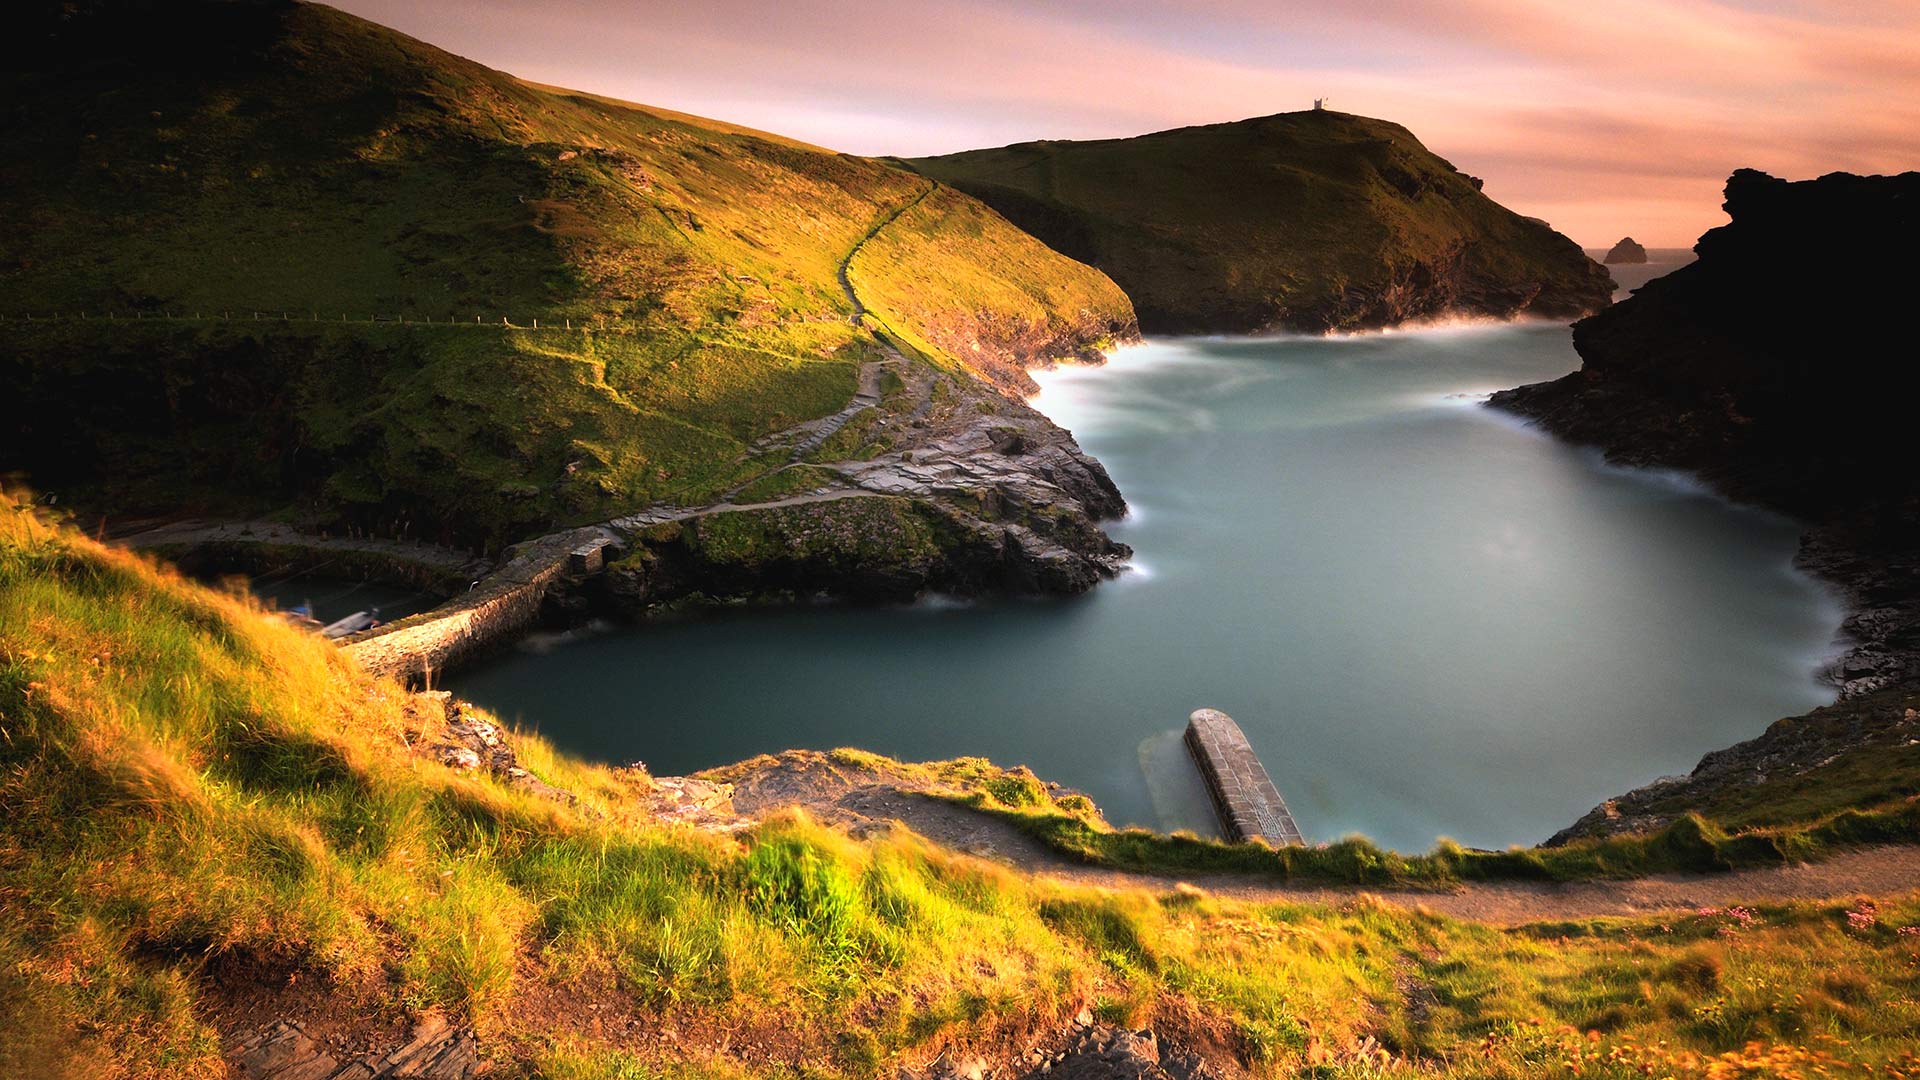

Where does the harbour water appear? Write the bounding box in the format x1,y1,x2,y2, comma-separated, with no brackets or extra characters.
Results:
450,260,1840,851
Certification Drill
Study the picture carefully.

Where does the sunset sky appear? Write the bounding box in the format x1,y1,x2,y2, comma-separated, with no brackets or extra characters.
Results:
335,0,1920,247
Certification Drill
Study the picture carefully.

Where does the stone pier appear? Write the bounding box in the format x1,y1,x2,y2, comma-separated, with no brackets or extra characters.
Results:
341,525,620,683
1183,708,1304,846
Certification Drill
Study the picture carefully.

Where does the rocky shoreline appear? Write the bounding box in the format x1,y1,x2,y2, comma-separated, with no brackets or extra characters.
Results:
125,358,1137,683
1492,168,1920,842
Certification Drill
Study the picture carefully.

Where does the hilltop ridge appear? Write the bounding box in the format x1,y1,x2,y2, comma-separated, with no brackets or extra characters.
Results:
910,110,1614,334
1,0,1136,564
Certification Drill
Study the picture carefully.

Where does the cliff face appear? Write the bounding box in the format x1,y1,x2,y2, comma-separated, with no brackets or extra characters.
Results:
1492,169,1920,842
909,111,1615,334
1492,169,1918,519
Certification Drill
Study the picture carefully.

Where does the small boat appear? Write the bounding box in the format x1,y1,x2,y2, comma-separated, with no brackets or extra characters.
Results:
320,606,381,639
279,600,324,632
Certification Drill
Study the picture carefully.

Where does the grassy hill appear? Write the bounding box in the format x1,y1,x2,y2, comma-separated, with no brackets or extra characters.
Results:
908,111,1614,334
0,0,1134,545
9,495,1920,1078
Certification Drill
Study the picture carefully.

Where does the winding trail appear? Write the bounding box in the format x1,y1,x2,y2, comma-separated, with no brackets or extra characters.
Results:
121,182,952,681
780,359,888,463
836,180,938,324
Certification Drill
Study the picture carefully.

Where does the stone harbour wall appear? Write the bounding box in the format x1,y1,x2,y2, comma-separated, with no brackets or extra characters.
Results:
1183,708,1304,846
342,526,616,683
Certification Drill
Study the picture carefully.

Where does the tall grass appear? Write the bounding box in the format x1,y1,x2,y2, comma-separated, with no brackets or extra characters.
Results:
7,497,1920,1079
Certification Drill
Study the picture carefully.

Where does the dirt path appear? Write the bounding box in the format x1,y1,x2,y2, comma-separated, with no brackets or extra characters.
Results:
778,359,890,463
718,752,1920,926
837,181,937,323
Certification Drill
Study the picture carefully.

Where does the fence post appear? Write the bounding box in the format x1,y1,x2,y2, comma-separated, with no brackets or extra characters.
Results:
532,318,538,329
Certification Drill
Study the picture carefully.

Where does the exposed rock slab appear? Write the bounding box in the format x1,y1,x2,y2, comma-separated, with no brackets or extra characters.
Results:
232,1017,484,1080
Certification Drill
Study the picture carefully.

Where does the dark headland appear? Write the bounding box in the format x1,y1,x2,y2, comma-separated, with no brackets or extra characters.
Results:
7,3,1920,1077
910,111,1615,334
1493,168,1920,841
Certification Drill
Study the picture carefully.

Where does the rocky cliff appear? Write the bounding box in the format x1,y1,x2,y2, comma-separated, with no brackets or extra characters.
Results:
909,110,1615,334
1492,169,1920,841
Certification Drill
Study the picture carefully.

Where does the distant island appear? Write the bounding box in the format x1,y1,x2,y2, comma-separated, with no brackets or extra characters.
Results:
1603,236,1649,263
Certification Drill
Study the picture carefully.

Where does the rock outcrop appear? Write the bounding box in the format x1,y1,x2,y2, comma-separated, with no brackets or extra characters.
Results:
910,110,1615,334
1492,169,1920,840
1603,236,1649,264
232,1016,483,1080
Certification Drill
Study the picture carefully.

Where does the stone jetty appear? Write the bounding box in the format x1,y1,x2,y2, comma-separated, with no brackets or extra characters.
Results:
1183,708,1304,846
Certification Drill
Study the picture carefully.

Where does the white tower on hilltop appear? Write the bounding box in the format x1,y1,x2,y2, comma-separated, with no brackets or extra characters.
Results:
1313,97,1329,111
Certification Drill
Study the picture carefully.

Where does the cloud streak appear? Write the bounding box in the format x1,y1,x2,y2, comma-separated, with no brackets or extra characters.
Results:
333,0,1920,246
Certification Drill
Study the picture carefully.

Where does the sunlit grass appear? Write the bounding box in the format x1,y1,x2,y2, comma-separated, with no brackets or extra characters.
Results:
6,496,1920,1078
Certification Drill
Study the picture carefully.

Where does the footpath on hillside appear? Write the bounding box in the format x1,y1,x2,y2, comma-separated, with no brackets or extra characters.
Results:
716,750,1920,926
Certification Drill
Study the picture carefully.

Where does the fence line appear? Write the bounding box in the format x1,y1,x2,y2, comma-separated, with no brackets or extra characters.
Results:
0,310,592,331
0,309,856,331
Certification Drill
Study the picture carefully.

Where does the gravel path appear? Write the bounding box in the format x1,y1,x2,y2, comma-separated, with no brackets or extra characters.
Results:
720,751,1920,926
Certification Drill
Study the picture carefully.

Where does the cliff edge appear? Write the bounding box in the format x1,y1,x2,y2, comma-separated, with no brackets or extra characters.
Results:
1492,169,1920,841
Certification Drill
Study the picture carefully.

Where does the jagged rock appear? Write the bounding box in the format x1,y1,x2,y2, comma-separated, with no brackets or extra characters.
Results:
1493,170,1920,841
1013,1025,1214,1080
1546,689,1920,844
640,775,741,829
1603,236,1648,264
232,1018,484,1080
424,697,577,806
233,1022,340,1080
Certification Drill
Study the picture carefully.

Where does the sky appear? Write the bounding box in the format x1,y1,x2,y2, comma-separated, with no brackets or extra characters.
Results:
333,0,1920,247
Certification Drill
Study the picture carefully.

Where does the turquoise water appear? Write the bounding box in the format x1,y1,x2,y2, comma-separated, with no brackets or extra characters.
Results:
449,315,1839,851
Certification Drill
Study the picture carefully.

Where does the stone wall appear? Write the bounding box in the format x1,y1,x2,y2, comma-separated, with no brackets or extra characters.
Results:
342,526,615,683
1183,708,1304,846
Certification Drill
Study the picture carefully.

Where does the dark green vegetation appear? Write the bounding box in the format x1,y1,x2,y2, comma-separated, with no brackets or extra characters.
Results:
909,110,1615,334
1,0,1134,545
9,497,1920,1079
940,765,1920,887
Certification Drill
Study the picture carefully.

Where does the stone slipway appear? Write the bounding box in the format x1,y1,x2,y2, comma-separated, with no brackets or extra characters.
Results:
1184,708,1304,846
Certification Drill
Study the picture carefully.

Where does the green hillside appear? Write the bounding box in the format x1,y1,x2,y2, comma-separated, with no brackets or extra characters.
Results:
0,0,1134,544
9,497,1920,1079
909,111,1614,334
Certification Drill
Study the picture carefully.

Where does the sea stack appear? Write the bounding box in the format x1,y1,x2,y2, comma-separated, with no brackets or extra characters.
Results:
1604,236,1649,264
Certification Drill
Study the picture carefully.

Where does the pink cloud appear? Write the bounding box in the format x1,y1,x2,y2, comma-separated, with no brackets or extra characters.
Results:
330,0,1920,246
